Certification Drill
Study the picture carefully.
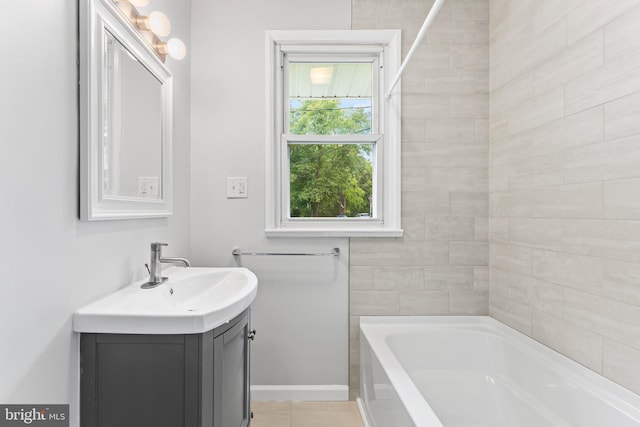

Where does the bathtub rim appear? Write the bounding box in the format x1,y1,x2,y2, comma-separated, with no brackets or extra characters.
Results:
359,315,640,427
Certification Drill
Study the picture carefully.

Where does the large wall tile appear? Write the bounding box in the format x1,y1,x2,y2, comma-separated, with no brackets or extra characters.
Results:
508,218,563,251
491,106,604,166
424,266,475,290
603,340,640,395
474,266,490,291
489,291,532,335
350,291,399,316
530,18,567,68
352,0,489,395
605,92,640,141
450,290,489,314
350,240,450,266
531,249,604,295
373,267,424,291
564,136,640,184
399,291,450,314
532,311,603,373
425,216,475,241
561,219,640,264
426,118,477,142
566,0,638,46
604,179,640,219
530,0,582,36
450,241,489,265
508,87,564,135
450,191,489,216
565,49,640,115
402,190,450,216
490,0,640,394
604,4,640,63
532,30,603,95
603,259,640,307
490,183,603,219
490,242,532,275
564,288,640,352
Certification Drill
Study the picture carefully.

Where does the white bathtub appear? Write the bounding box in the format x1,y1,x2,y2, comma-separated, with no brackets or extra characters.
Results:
359,316,640,427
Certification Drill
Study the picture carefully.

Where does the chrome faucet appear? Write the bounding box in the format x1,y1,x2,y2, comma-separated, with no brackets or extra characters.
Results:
142,242,191,288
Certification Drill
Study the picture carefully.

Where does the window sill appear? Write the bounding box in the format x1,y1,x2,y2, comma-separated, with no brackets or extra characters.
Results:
265,228,403,238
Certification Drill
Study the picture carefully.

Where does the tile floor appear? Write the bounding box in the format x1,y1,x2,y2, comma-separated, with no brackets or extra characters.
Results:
251,401,365,427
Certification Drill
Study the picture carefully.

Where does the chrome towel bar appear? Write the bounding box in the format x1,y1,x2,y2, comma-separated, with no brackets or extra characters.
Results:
232,247,340,257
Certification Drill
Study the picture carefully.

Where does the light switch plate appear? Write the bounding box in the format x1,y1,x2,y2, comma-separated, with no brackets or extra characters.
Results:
227,177,248,198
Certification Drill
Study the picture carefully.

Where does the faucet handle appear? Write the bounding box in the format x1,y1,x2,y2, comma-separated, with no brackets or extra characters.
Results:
151,242,168,251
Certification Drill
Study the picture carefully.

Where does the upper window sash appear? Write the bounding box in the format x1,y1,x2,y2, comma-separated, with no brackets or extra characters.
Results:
282,53,381,136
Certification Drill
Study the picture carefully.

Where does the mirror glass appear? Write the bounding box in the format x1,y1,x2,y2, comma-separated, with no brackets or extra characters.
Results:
103,32,163,200
80,0,173,220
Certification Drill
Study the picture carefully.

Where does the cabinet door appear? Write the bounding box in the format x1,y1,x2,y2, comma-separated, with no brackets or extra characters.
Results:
80,333,199,427
213,313,250,427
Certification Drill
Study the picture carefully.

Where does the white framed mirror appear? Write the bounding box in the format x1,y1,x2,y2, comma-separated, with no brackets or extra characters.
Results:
79,0,173,220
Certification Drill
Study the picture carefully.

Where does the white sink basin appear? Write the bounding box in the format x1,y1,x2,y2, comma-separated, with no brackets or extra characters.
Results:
73,266,258,334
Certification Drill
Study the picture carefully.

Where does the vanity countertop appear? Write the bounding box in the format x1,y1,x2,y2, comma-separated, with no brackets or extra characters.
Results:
73,266,258,334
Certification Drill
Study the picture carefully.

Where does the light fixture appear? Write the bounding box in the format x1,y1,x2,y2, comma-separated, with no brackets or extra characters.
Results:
113,0,187,62
135,11,171,37
310,66,334,85
116,0,149,7
156,38,187,60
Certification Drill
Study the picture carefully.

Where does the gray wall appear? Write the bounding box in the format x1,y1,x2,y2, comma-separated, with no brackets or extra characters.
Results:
0,1,191,424
489,0,640,394
189,0,352,397
349,0,490,398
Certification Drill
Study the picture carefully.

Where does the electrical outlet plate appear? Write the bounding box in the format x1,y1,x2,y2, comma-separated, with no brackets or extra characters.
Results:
227,177,248,198
138,176,159,198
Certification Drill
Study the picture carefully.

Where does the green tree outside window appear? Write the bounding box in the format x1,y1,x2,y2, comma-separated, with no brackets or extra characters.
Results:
289,99,373,218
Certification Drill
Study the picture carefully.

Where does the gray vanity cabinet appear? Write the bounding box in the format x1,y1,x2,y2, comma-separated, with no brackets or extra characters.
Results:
80,309,252,427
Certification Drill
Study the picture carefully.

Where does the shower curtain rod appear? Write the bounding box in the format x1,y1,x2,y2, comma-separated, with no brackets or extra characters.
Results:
386,0,446,98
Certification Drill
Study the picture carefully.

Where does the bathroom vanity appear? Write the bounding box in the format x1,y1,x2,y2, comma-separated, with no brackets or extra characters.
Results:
74,266,258,427
80,309,252,427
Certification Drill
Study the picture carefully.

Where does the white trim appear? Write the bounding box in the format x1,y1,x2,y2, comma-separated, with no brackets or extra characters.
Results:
251,385,349,401
79,0,173,221
265,30,402,237
265,228,403,238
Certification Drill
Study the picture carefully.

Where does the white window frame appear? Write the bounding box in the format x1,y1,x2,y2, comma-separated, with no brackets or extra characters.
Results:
265,30,402,237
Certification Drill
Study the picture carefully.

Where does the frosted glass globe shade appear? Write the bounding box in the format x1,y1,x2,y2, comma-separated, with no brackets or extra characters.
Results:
128,0,149,7
166,38,187,60
148,11,171,37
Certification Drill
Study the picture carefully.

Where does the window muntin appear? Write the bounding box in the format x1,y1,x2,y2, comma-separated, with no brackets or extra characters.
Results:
289,98,373,136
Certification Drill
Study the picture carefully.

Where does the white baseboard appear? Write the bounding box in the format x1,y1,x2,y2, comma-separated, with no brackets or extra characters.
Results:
250,385,349,401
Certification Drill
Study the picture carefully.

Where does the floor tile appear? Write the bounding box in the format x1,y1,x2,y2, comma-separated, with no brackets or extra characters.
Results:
251,401,292,427
291,401,364,427
250,401,364,427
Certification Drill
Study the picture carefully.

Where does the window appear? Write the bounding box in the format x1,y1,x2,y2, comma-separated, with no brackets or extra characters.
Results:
265,31,402,237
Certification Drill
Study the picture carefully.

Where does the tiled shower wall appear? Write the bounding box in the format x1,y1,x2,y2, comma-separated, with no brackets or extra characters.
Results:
350,0,490,398
490,0,640,394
